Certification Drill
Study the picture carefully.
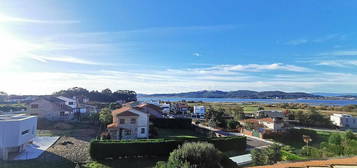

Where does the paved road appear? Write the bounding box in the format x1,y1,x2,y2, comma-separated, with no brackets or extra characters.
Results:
229,132,272,150
193,123,272,150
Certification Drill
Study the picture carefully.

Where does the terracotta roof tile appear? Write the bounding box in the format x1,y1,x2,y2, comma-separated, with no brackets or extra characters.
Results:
112,106,132,116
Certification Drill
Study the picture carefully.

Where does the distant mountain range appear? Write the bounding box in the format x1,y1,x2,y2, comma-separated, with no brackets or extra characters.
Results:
313,92,357,97
139,90,324,99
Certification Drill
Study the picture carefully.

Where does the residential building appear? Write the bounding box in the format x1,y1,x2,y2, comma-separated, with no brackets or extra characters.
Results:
57,96,77,109
255,110,285,119
160,103,171,114
241,117,285,132
136,103,163,118
174,103,189,114
0,114,37,160
193,106,206,116
330,113,357,129
123,102,163,118
27,96,73,120
107,107,149,140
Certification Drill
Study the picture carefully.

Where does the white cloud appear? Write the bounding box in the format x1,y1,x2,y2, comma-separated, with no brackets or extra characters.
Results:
317,60,357,67
0,14,79,24
286,34,345,46
193,52,200,57
286,39,309,46
320,50,357,56
2,69,357,95
31,55,111,65
205,63,311,72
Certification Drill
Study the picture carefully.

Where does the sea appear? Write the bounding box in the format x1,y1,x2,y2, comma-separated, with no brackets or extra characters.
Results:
138,97,357,106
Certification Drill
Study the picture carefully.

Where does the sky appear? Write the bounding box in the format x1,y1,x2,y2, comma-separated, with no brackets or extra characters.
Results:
1,0,357,95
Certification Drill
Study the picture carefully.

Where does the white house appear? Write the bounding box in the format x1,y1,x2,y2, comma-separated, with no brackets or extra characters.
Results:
107,107,149,140
241,118,285,132
57,96,77,109
0,114,37,160
160,103,171,114
330,114,357,129
194,106,206,116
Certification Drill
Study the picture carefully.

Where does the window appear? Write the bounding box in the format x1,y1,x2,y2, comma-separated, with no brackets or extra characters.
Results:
31,104,39,109
60,111,65,116
130,118,136,124
22,130,29,135
141,128,145,134
125,130,131,135
120,119,125,124
68,102,74,105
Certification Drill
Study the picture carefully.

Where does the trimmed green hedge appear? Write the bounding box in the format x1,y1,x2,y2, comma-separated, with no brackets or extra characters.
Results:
90,136,246,160
151,118,192,129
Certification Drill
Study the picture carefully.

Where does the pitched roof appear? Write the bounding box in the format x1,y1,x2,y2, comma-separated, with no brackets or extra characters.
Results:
137,103,162,112
117,111,139,116
249,156,357,168
41,96,65,103
112,106,132,116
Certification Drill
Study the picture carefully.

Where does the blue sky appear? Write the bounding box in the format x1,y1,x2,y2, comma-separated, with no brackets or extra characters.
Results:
1,0,357,94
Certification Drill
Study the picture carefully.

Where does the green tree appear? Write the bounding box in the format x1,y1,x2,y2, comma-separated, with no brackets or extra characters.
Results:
328,134,342,145
108,102,122,110
344,130,356,140
230,106,245,121
226,119,239,130
251,144,282,165
165,142,223,168
99,108,112,126
206,107,226,128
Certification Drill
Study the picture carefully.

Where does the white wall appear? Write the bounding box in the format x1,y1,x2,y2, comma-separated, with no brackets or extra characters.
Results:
0,116,37,148
131,109,149,138
330,114,357,129
194,106,205,115
57,96,77,109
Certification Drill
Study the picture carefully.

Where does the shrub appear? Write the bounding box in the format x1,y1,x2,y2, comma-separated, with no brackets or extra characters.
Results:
281,150,306,161
251,144,281,166
167,142,223,168
151,118,192,129
226,119,239,130
155,142,238,168
90,136,246,160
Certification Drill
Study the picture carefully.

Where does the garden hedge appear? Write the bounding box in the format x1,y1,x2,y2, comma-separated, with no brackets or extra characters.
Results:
151,118,192,129
90,136,246,160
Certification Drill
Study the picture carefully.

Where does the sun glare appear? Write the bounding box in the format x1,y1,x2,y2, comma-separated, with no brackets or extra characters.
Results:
0,29,35,69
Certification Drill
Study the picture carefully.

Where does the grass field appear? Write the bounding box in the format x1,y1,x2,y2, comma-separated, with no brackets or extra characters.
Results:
189,102,357,118
157,128,204,139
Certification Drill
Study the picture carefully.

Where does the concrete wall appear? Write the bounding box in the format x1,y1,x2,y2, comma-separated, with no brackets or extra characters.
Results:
0,116,37,160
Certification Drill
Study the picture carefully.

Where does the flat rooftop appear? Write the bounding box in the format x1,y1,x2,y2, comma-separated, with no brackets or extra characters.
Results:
0,114,36,121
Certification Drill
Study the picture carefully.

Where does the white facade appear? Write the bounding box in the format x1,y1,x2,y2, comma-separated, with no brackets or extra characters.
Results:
0,114,37,160
330,113,357,129
108,108,149,140
160,103,171,114
194,106,206,115
57,96,77,109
